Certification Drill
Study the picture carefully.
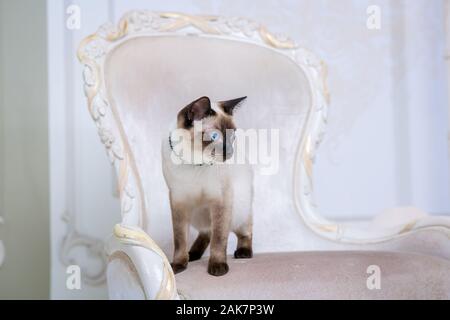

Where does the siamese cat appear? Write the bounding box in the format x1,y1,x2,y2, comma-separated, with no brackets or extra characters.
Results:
162,96,253,276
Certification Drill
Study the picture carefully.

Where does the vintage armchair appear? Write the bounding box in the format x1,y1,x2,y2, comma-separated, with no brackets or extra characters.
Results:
78,11,450,299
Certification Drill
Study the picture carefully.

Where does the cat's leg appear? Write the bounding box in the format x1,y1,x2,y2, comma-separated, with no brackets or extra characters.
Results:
169,195,190,274
188,232,210,261
234,216,253,259
208,201,231,276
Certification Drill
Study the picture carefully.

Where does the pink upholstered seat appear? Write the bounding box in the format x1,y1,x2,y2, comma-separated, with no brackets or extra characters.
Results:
175,251,450,299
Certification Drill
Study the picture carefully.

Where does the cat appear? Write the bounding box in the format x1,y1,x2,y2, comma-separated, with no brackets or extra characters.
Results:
161,96,253,276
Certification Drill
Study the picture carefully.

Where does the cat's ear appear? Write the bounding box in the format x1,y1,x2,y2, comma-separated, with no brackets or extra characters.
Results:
218,96,247,116
187,96,212,121
179,96,213,128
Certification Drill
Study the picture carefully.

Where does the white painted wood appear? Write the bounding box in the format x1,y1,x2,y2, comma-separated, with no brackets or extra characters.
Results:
107,235,172,300
49,0,120,300
48,2,67,298
400,1,449,215
107,259,145,300
445,0,450,203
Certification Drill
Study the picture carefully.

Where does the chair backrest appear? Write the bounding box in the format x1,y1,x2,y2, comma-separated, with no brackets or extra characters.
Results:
78,11,329,255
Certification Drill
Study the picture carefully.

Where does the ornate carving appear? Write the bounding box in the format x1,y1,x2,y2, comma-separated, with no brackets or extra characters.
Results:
113,224,177,299
79,11,297,52
98,127,124,164
60,212,107,285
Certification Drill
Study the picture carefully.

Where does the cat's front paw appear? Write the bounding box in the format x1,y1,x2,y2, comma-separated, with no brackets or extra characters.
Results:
234,247,253,259
207,261,229,276
171,262,187,274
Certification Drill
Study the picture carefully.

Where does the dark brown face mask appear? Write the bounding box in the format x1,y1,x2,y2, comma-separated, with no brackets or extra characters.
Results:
175,96,247,164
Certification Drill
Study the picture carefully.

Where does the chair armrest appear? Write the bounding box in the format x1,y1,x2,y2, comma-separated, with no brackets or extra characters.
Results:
106,224,178,300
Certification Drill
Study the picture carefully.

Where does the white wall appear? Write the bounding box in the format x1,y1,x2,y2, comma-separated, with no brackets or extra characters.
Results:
446,0,450,198
49,0,121,299
48,0,450,299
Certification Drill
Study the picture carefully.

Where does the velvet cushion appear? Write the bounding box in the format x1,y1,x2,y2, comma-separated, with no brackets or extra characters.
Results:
175,251,450,299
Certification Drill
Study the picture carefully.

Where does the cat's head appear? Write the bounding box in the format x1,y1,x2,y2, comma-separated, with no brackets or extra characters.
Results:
170,96,247,165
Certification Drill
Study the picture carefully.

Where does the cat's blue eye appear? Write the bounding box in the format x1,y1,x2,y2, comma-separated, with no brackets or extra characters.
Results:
210,132,219,141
